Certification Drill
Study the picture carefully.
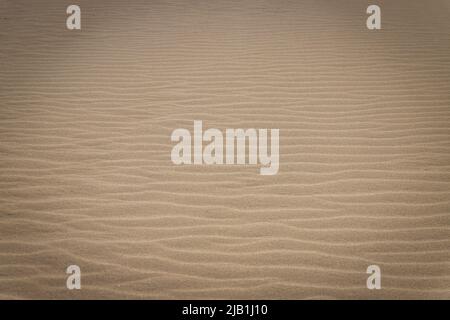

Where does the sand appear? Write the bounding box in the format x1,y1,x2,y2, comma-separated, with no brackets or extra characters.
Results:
0,0,449,299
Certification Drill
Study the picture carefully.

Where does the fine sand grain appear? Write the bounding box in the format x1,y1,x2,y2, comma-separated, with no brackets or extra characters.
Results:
0,0,449,299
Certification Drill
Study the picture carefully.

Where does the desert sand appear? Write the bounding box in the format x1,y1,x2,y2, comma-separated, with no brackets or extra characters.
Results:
0,0,449,299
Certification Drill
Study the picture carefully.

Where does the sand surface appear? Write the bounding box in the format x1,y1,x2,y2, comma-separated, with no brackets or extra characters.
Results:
0,0,449,299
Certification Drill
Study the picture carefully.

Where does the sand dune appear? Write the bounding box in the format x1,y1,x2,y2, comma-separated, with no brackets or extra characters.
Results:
0,0,449,299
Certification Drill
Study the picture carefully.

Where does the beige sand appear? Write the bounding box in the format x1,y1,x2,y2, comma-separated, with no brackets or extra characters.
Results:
0,0,449,299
